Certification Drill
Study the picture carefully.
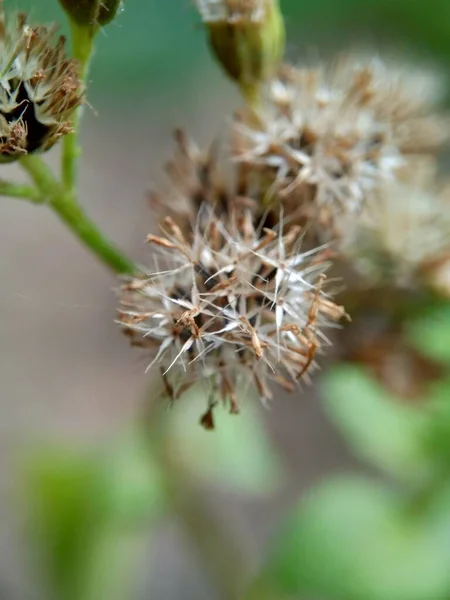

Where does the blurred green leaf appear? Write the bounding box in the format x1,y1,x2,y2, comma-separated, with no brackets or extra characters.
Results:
167,384,285,496
26,427,166,600
96,427,167,523
406,304,450,365
322,365,431,482
264,476,450,600
27,450,99,599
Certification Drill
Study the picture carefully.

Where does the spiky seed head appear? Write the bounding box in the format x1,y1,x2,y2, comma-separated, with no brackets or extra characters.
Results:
0,6,84,161
118,206,347,428
194,0,285,96
232,56,450,225
149,128,298,243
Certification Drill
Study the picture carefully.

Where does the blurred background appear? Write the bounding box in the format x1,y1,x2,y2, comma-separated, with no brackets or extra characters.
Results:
1,1,450,599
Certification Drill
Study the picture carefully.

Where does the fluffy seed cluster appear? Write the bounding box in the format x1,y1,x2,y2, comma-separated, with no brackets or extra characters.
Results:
339,160,450,291
119,203,346,427
149,129,275,236
119,7,450,424
0,6,83,161
233,57,449,223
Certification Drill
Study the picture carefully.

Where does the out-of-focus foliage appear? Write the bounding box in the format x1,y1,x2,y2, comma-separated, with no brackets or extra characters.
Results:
406,304,450,364
321,366,432,483
264,476,450,600
26,428,166,600
167,384,286,496
259,307,450,600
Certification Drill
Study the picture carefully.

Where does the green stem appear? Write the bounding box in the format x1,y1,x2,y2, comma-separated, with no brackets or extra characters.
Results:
144,400,248,600
62,22,97,191
0,180,44,203
241,82,262,111
20,154,136,275
240,577,280,600
163,450,247,600
51,192,136,274
20,154,59,197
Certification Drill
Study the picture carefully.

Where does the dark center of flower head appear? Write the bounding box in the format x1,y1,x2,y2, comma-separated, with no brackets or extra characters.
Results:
1,81,48,155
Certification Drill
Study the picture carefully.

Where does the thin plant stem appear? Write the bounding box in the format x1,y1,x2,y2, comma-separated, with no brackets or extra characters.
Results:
240,578,280,600
144,398,248,600
241,82,262,111
62,21,97,191
20,154,136,274
163,450,247,600
0,180,44,203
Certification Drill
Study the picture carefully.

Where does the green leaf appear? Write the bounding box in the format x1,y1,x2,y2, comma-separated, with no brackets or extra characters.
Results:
27,450,99,599
322,365,431,482
167,384,285,496
406,304,450,365
26,428,166,600
265,476,450,600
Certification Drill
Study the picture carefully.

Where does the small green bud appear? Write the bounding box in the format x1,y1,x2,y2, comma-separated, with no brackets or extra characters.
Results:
58,0,122,27
196,0,285,98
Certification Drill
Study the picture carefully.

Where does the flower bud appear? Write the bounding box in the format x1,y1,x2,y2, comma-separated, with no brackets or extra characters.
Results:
196,0,285,97
58,0,122,27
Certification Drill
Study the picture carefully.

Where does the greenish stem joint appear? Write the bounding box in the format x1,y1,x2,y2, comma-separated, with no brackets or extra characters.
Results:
0,180,44,203
20,154,135,275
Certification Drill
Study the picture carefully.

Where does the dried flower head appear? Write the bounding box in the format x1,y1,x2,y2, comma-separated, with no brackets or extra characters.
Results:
233,56,449,224
149,129,280,237
149,129,226,232
339,159,450,290
118,206,346,428
195,0,285,95
0,6,84,161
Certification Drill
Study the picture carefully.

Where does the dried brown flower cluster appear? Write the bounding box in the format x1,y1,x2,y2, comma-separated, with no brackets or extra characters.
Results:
0,5,83,161
233,58,449,225
118,1,450,424
339,160,450,291
120,131,348,426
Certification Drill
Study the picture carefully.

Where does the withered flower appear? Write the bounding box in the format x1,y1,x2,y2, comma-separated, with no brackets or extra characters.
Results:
233,56,449,224
118,205,346,428
339,158,450,292
148,128,280,236
0,6,84,162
